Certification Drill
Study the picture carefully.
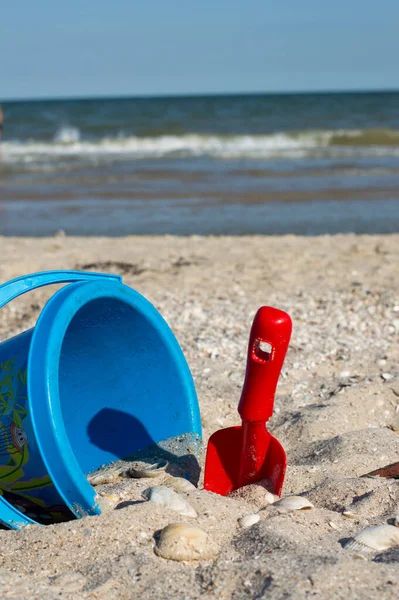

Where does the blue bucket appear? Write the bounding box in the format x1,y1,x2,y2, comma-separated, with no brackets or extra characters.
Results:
0,271,201,529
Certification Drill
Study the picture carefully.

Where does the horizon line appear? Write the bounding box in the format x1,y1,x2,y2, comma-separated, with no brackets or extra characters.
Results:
2,86,399,104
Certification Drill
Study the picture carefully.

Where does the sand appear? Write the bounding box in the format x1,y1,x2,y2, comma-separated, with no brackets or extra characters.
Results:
0,233,398,599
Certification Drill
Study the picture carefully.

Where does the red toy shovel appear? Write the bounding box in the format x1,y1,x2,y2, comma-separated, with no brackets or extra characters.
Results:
204,306,292,496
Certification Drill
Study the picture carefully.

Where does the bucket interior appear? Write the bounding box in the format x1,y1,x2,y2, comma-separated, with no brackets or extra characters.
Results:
58,297,191,475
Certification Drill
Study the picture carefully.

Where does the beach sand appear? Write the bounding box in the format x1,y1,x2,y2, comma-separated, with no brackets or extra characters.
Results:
0,233,398,599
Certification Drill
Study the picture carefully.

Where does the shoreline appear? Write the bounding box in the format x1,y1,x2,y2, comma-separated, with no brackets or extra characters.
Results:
1,198,398,237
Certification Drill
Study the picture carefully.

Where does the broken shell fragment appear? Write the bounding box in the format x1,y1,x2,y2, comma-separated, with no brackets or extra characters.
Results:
344,524,399,554
164,476,196,493
343,511,362,520
155,523,220,561
361,461,399,480
87,470,119,486
142,486,197,518
272,496,314,510
238,513,260,528
128,459,168,478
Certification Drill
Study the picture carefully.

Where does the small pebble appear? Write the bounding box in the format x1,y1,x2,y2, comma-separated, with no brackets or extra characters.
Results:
96,493,120,512
381,373,394,381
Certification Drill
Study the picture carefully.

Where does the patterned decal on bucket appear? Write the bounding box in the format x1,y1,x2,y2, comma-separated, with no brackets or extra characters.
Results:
0,359,29,460
0,359,72,523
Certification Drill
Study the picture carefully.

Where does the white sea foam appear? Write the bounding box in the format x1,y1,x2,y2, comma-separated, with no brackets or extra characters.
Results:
3,130,399,166
53,125,81,144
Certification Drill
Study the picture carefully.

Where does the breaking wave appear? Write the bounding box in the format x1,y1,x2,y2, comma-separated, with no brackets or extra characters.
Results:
3,128,399,166
53,125,81,144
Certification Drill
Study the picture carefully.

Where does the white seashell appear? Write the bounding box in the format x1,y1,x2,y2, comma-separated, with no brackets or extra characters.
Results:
238,513,260,528
142,486,197,518
272,496,314,511
128,459,168,478
154,523,220,561
264,491,279,504
164,476,196,493
88,471,119,486
344,524,399,554
343,510,362,520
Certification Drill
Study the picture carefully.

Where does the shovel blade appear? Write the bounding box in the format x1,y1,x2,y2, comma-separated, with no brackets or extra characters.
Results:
204,426,242,496
204,426,286,496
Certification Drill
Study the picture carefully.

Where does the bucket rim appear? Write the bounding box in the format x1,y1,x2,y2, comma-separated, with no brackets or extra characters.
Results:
0,494,37,530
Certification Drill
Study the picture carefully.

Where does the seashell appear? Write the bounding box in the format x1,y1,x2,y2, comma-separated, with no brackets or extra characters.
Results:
164,476,196,493
154,523,220,561
142,486,197,518
343,511,362,520
264,491,279,504
361,460,399,480
238,513,260,528
344,524,399,554
128,459,168,478
87,470,119,486
272,496,314,511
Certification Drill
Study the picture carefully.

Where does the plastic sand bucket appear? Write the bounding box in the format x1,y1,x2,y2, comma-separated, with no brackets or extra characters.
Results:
0,271,201,529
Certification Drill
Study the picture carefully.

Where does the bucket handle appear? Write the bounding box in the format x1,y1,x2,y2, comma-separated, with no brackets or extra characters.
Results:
0,270,122,310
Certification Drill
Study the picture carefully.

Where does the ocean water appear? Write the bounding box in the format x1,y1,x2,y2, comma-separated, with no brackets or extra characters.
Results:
0,92,399,235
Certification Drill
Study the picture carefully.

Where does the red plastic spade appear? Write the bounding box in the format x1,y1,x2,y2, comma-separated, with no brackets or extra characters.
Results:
204,306,292,496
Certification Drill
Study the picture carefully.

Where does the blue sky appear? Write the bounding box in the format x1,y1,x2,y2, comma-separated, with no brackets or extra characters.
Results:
1,0,398,100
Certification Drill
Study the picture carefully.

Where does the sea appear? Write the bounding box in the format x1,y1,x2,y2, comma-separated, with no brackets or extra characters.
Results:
0,91,399,236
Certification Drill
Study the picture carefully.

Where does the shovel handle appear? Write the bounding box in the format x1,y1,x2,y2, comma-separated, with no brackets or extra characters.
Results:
238,306,292,423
